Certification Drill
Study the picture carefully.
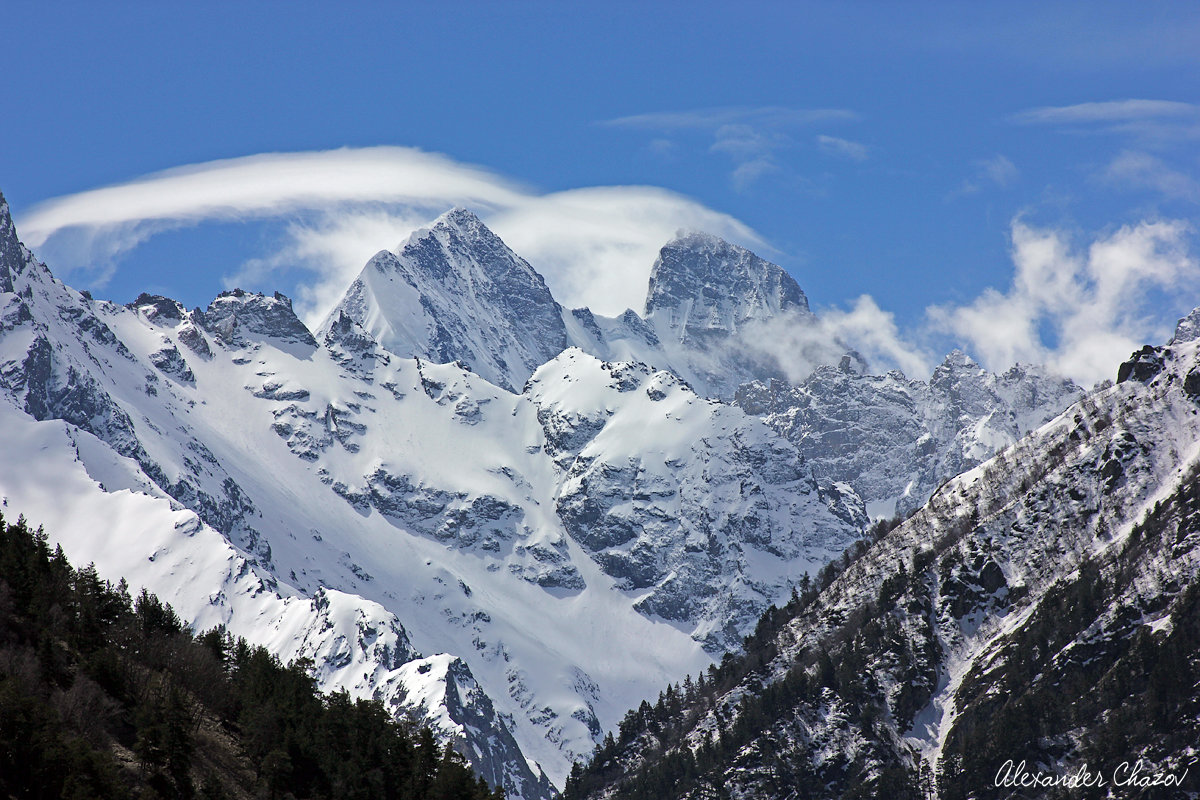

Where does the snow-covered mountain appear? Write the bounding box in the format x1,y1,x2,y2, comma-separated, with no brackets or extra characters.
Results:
736,351,1082,517
568,315,1200,799
0,190,1086,796
0,193,873,795
644,231,812,337
323,209,569,394
323,210,1079,512
324,215,830,401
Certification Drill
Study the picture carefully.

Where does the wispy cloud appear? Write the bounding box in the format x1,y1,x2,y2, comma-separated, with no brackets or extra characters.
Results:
929,219,1198,385
1010,99,1200,204
1102,150,1200,203
23,148,1193,389
602,105,860,190
1009,99,1200,146
602,106,858,131
1010,99,1200,126
17,147,761,322
979,154,1019,187
815,135,869,162
19,148,527,246
948,154,1019,199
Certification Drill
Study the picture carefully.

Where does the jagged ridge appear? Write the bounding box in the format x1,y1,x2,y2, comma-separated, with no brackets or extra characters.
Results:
566,315,1200,800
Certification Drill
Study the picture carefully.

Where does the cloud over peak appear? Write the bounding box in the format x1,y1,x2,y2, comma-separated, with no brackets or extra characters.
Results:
17,146,761,323
930,218,1198,385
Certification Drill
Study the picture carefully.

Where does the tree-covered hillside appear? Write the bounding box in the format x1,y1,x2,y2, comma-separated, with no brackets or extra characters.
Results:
563,343,1200,800
0,511,505,800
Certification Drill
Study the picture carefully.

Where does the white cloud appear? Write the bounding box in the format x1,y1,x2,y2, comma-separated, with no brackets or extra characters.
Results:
1009,99,1200,145
23,148,1193,389
602,106,861,190
816,134,869,162
823,296,933,378
601,106,859,131
1010,99,1200,126
225,208,435,326
18,147,762,323
19,147,527,251
734,295,933,384
949,154,1019,199
929,219,1198,385
979,154,1019,187
1103,150,1200,203
485,186,763,318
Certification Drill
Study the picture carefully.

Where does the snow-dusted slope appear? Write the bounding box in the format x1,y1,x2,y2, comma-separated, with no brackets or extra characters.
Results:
322,208,568,393
527,350,865,651
0,192,868,793
737,350,1082,517
576,314,1200,799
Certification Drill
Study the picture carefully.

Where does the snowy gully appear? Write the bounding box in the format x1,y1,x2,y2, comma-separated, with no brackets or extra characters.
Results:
993,759,1191,792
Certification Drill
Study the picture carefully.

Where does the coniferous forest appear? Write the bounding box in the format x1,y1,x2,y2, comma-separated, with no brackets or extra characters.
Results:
0,511,505,800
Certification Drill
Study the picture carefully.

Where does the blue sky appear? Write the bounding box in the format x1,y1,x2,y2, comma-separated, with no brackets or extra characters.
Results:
3,1,1199,384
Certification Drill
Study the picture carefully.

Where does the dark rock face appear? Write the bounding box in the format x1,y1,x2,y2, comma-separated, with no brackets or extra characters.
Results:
150,344,194,383
21,334,141,457
128,293,185,323
615,308,661,348
195,289,317,348
0,192,22,294
737,351,1082,516
1117,344,1166,384
391,656,556,800
529,353,863,653
330,466,584,591
1184,368,1200,399
644,231,810,341
322,309,386,377
177,324,213,358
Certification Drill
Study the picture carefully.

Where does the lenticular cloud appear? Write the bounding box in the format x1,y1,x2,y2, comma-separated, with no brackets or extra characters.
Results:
17,146,760,319
18,147,1197,388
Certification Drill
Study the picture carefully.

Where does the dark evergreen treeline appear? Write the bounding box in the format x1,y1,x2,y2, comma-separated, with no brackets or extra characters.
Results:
941,460,1200,799
563,514,923,800
0,511,505,800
